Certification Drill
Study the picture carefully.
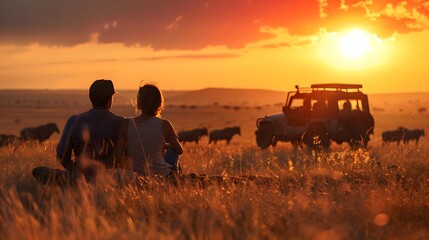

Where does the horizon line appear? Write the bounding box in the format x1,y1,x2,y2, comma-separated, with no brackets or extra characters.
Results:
1,87,429,95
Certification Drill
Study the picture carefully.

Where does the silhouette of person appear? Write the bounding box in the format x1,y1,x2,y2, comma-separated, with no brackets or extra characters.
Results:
303,98,311,112
312,99,327,117
341,101,352,115
32,79,125,185
300,98,312,120
114,84,183,177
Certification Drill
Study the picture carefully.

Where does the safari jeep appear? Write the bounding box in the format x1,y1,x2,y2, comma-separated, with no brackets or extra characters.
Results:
255,84,375,149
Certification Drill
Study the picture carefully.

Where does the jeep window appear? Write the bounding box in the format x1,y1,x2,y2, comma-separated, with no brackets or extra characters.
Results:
286,97,312,126
289,98,305,110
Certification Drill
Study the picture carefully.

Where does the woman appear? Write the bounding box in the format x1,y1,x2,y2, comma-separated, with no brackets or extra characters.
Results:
114,84,183,177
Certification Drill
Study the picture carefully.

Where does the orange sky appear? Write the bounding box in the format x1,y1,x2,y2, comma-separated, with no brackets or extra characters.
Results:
1,0,429,93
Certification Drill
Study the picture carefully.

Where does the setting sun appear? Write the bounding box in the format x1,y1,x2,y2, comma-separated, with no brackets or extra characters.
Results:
339,29,372,59
317,29,391,71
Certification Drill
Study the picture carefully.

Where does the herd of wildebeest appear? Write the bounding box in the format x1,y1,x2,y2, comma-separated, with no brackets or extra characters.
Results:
178,126,241,145
0,123,59,148
381,127,425,146
0,122,425,149
0,123,242,148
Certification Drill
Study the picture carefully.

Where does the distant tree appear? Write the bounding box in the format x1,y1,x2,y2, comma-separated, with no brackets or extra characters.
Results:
223,105,231,110
417,107,426,114
233,106,241,111
372,107,385,113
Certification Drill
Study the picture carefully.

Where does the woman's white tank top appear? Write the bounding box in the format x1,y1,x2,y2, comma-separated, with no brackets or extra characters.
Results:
127,117,171,176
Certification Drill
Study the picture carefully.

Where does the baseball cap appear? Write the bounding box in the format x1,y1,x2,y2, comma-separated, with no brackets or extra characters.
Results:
89,79,118,99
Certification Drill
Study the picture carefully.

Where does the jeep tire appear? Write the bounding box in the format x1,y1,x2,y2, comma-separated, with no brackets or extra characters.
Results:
256,124,275,149
304,125,330,150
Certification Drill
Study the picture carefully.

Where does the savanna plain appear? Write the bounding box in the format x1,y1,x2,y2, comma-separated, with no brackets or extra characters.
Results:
1,89,429,239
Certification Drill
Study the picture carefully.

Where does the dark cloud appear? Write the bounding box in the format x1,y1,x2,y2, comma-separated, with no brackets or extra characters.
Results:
1,0,428,50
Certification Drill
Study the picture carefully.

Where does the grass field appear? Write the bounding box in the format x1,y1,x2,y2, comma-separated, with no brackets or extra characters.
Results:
1,90,429,239
1,142,429,239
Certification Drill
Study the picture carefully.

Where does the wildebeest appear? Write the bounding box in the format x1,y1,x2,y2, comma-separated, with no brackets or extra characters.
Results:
403,129,425,145
20,123,60,143
209,126,241,144
0,134,20,148
382,127,406,146
178,128,208,144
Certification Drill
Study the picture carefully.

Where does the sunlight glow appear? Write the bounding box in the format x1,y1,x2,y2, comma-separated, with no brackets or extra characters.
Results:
317,29,392,71
339,29,371,59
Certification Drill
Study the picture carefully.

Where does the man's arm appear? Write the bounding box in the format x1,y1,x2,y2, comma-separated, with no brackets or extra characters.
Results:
56,115,77,169
113,119,129,168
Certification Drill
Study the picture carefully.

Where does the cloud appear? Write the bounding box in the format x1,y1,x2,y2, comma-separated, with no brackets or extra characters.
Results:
259,43,291,49
0,43,239,72
319,0,329,18
1,0,429,50
166,16,184,30
0,58,117,71
135,53,241,61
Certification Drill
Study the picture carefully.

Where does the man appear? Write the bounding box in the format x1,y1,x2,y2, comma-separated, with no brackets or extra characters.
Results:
32,79,125,185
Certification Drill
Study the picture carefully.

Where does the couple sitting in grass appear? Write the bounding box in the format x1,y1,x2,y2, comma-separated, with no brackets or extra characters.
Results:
32,79,183,186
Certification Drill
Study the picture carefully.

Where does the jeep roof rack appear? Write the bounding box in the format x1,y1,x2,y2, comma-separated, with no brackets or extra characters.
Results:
294,85,312,93
311,83,362,91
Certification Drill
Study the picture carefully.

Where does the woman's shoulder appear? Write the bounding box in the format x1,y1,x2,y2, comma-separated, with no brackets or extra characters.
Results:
159,117,172,125
132,115,155,123
160,118,177,133
153,116,167,124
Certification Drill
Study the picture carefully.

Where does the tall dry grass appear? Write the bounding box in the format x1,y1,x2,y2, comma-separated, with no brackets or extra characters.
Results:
1,141,429,239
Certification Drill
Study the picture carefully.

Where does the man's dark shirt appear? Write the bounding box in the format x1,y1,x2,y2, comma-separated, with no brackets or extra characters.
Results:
56,109,124,169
